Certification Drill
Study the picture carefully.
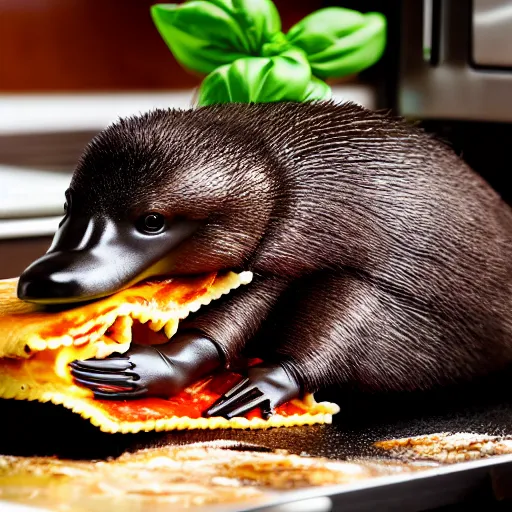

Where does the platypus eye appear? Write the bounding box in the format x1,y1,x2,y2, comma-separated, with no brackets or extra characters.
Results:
136,212,166,235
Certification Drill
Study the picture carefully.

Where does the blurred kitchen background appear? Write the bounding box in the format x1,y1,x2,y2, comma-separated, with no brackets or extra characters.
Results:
1,0,511,279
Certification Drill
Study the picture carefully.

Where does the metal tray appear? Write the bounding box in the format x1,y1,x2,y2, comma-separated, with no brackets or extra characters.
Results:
2,365,512,511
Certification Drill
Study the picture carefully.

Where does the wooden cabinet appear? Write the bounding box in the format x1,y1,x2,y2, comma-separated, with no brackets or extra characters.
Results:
0,0,323,92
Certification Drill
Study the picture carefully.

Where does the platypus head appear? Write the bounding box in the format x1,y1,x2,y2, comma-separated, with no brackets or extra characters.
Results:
17,106,278,304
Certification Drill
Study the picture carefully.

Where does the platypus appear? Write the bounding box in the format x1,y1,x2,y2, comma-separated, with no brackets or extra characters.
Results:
16,101,512,419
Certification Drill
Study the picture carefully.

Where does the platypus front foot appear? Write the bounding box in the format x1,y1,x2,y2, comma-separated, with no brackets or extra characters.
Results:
205,363,302,420
69,331,222,400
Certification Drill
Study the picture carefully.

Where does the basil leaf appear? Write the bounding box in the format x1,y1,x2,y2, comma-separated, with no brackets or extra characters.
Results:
151,1,282,75
287,8,386,79
197,49,312,105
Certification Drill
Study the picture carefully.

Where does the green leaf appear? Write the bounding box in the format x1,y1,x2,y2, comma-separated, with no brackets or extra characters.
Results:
287,7,365,54
303,76,332,102
208,0,282,53
151,0,282,76
287,8,386,79
197,48,313,105
151,3,248,75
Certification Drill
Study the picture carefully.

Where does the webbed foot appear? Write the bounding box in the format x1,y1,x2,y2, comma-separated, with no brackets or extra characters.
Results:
205,363,301,419
69,331,222,400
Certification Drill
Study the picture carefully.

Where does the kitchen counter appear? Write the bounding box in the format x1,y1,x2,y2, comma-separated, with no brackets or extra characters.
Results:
0,85,375,136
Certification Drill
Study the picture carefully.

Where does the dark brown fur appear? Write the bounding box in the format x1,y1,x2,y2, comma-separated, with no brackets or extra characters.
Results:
72,101,512,394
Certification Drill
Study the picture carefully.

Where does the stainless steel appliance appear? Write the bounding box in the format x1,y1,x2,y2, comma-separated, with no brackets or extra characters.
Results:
397,0,512,122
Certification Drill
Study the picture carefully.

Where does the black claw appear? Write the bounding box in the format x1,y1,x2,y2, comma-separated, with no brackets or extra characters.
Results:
206,379,269,419
225,395,271,420
72,375,133,392
205,379,252,417
92,388,148,401
69,367,134,384
69,357,132,372
204,363,302,420
68,335,224,401
222,377,252,398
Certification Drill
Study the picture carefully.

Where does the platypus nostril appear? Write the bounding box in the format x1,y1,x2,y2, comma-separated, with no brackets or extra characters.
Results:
17,266,83,304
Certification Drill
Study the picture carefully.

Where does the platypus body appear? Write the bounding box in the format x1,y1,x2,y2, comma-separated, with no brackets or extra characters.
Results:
17,101,512,417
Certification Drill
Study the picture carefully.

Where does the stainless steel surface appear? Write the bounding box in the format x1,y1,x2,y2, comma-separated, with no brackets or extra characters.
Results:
250,454,512,511
398,1,512,122
1,448,511,512
473,0,512,67
261,497,333,512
